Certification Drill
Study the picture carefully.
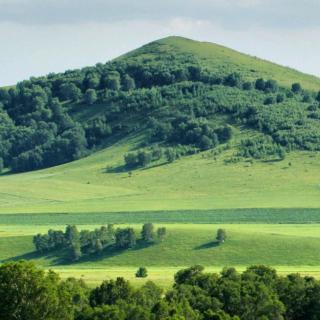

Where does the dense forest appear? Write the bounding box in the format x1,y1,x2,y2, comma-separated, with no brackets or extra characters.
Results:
1,41,320,173
2,261,320,319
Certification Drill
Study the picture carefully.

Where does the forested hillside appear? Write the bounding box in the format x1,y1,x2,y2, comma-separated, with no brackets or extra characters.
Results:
0,36,320,173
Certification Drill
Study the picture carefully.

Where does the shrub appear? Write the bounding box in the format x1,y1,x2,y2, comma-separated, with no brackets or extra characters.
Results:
136,267,148,278
216,228,227,243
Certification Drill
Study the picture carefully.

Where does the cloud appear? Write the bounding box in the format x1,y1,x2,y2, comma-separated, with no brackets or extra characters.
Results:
0,0,320,29
0,1,319,85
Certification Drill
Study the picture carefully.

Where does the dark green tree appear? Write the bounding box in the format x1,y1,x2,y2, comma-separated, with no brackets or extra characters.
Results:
115,228,136,249
122,74,136,91
216,229,227,243
70,241,82,262
136,267,148,278
291,82,302,93
141,223,155,242
90,277,133,306
59,83,82,101
157,227,167,241
84,89,97,105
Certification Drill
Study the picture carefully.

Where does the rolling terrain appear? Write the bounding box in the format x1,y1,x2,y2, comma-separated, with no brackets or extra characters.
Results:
1,36,320,286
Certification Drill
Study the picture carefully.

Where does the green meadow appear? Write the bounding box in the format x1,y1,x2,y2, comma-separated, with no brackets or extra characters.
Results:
0,138,320,214
2,223,320,286
1,134,320,287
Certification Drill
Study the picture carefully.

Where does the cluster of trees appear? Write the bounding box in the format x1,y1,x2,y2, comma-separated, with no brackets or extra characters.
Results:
124,147,163,168
34,223,167,262
3,261,320,319
1,42,320,173
238,136,286,160
149,116,233,151
124,145,200,168
33,224,115,261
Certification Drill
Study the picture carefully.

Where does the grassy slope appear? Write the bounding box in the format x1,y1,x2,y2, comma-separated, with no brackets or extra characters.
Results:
0,136,320,213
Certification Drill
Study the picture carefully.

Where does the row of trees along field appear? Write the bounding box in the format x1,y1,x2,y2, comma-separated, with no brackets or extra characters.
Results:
2,260,320,319
1,44,320,172
33,223,167,262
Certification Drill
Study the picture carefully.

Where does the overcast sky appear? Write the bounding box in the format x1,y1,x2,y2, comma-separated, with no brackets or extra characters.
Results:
1,0,320,86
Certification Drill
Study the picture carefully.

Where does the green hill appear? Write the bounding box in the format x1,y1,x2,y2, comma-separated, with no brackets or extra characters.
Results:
1,36,320,213
1,37,320,284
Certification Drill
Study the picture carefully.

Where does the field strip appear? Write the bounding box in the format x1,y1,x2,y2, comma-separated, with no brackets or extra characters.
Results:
50,266,320,287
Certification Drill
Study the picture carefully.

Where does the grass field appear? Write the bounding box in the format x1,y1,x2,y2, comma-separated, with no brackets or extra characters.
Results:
0,136,320,214
2,223,320,286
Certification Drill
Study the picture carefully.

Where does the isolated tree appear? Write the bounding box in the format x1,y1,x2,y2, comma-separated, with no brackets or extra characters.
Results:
84,89,97,105
157,227,167,241
136,267,148,278
216,228,227,243
141,223,155,243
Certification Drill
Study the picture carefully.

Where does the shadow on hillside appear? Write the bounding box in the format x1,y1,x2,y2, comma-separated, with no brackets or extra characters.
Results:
105,160,169,174
1,251,40,263
261,158,284,163
194,241,219,250
141,162,168,171
57,240,156,266
1,250,65,265
3,241,156,266
104,164,128,173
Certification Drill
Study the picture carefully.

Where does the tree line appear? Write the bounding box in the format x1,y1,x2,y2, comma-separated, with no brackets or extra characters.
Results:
3,260,320,319
33,223,167,262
